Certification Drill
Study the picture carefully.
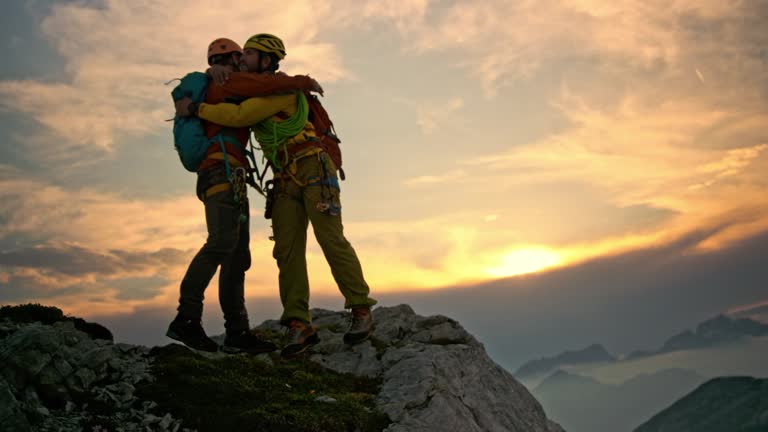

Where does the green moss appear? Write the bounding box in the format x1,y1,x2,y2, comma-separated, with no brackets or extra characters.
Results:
136,344,390,432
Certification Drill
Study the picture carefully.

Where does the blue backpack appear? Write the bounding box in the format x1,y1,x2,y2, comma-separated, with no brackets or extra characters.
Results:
171,72,246,175
170,72,212,172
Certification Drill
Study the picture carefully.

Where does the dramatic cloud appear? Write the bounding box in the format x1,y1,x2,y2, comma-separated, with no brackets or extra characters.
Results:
1,0,766,319
0,175,203,252
394,0,767,94
0,171,200,313
382,226,768,370
403,169,468,186
416,97,465,134
0,0,353,153
0,244,187,276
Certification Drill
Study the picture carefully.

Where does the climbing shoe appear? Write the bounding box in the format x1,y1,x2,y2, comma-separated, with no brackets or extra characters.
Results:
222,329,277,354
166,317,218,352
344,306,373,345
280,320,320,358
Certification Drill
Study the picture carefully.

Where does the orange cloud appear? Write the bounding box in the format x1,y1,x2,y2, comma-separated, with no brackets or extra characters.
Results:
2,0,767,316
0,0,353,154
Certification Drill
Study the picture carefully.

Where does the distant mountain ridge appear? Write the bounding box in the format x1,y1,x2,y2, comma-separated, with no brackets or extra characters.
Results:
732,303,768,323
627,314,768,360
515,314,768,376
533,368,706,432
516,313,768,432
634,376,768,432
514,343,616,380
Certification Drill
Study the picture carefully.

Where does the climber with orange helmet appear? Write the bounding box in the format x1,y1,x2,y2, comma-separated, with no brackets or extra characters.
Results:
166,37,323,355
176,33,377,359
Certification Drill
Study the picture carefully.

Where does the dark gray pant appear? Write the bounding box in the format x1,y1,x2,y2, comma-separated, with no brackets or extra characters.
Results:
177,168,250,332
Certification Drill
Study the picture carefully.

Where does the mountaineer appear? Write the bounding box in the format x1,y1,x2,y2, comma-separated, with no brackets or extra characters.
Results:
175,34,377,358
167,38,321,354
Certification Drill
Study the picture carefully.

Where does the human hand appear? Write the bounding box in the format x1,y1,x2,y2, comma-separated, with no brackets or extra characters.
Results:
207,64,231,86
175,97,193,117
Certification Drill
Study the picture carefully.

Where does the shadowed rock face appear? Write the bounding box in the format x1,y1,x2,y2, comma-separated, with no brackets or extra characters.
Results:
0,319,156,431
634,376,768,432
255,304,565,432
0,304,564,432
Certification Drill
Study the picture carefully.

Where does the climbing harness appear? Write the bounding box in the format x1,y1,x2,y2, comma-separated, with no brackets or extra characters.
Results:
205,134,249,224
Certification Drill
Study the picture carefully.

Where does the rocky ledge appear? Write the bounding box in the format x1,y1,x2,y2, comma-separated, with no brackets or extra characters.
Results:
1,304,564,432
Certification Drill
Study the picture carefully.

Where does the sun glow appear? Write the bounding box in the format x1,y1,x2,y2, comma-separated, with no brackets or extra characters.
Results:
485,247,563,278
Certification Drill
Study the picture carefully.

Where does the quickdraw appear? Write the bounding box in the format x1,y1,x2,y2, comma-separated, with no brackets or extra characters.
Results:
316,152,341,216
215,135,249,224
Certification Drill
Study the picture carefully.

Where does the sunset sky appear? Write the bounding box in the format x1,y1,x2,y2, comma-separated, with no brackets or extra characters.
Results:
1,0,766,366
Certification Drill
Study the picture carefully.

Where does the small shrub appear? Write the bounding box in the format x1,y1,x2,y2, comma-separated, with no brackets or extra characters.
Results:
0,303,113,341
0,303,65,324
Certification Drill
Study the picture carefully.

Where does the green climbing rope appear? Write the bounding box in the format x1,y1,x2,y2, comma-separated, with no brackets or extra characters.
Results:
251,92,309,169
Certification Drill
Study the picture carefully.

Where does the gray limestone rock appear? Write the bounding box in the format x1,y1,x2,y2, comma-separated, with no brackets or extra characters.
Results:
254,304,565,432
0,377,30,431
2,305,564,432
0,317,170,432
310,339,382,378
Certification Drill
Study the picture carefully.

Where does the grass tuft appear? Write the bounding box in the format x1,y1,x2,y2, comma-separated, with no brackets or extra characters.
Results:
137,344,391,432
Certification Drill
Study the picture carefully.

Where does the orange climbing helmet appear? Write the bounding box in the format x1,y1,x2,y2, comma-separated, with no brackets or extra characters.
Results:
206,38,243,65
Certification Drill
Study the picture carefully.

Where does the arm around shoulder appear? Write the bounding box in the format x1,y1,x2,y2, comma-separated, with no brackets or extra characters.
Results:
198,94,297,127
223,73,322,97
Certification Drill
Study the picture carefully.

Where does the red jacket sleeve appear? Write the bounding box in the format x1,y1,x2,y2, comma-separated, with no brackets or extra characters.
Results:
220,73,318,98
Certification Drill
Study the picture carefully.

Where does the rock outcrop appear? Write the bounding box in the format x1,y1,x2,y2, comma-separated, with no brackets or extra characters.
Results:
275,305,564,432
0,318,181,431
0,304,564,432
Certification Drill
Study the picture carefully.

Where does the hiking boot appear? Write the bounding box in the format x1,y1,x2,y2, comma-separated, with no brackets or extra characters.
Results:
280,320,320,359
222,329,277,354
344,306,374,345
166,317,218,352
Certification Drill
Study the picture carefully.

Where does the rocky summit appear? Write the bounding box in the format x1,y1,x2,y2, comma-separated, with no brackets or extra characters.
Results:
0,303,564,432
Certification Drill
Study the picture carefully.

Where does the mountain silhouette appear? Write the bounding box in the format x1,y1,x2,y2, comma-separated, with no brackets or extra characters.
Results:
514,343,616,381
533,368,706,432
628,314,768,360
634,376,768,432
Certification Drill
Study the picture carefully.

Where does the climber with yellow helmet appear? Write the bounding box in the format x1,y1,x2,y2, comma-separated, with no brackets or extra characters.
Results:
176,33,377,359
167,37,323,355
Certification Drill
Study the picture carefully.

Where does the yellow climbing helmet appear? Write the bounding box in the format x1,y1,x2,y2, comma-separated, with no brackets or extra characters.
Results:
244,33,286,59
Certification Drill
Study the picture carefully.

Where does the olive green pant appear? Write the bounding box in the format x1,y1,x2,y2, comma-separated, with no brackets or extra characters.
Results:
177,167,250,332
271,152,376,324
